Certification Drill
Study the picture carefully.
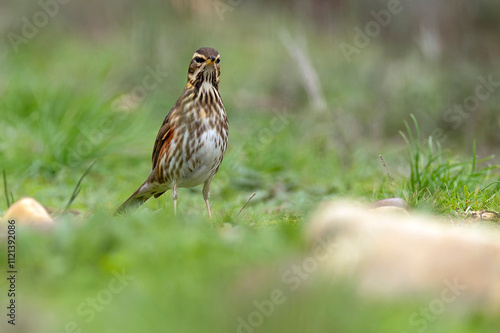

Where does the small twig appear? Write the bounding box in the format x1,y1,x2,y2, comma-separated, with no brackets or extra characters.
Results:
3,170,10,209
280,29,326,111
237,192,256,217
63,161,95,214
379,155,396,197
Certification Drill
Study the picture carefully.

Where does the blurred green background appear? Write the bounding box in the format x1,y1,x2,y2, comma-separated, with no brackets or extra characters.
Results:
0,0,499,332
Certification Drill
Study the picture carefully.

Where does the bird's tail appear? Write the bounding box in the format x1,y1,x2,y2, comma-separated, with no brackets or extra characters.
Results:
115,181,153,215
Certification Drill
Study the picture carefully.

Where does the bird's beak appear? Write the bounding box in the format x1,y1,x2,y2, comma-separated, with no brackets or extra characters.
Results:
206,56,216,65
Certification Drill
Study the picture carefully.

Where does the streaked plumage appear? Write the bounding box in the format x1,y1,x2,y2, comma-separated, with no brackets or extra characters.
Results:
117,47,228,217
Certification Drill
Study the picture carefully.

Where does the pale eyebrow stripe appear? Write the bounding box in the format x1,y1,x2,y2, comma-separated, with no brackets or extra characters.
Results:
192,53,207,59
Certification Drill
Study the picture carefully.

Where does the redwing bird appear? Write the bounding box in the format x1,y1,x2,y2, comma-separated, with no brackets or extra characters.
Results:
117,47,228,218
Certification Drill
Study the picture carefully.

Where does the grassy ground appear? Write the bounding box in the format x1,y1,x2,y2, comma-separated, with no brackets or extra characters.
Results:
1,1,500,332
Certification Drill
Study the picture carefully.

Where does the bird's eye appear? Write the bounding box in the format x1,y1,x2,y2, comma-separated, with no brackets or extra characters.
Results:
215,58,220,64
194,56,204,63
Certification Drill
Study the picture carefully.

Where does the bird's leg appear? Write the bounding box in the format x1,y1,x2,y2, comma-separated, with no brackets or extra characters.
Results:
202,179,212,219
205,199,212,219
172,182,178,215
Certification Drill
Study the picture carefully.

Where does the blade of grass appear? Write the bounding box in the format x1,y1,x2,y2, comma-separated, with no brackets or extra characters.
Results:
410,114,421,190
3,170,10,209
237,192,256,217
63,161,95,214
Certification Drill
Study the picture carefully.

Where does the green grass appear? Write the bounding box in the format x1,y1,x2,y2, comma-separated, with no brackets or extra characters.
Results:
401,115,500,213
1,1,500,332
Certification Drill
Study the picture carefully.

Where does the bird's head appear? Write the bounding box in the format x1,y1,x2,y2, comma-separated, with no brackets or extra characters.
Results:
187,47,221,89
